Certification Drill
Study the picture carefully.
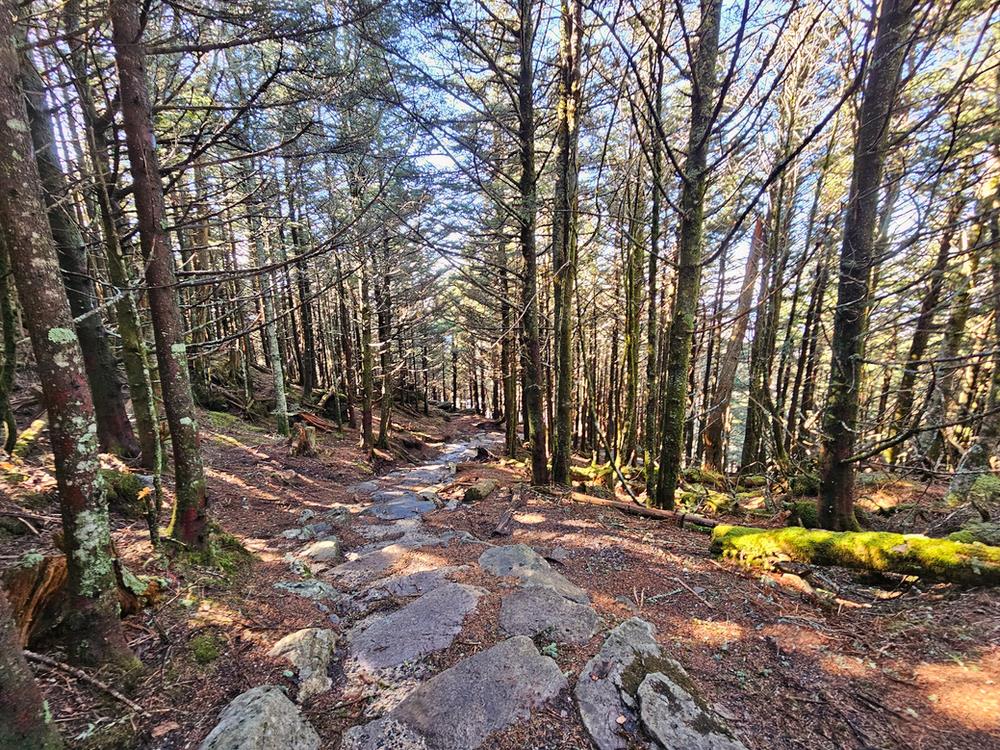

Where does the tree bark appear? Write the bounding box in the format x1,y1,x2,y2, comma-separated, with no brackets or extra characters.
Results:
19,46,139,459
517,0,548,484
551,0,583,485
653,0,722,508
818,0,916,530
111,0,209,551
702,219,764,472
0,583,62,749
0,7,133,665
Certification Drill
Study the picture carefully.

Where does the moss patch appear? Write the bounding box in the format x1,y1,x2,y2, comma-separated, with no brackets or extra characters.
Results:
786,500,820,529
100,469,148,519
188,633,221,664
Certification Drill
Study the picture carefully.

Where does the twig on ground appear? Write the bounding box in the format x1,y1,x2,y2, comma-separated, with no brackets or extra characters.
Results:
25,650,151,718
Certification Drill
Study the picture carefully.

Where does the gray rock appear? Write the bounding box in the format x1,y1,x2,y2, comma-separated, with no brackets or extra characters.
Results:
344,636,567,750
268,628,337,701
499,586,598,643
367,490,438,520
478,543,549,576
576,618,665,750
576,618,743,750
342,718,428,750
273,579,340,602
298,539,341,562
329,544,409,587
637,672,746,750
199,685,320,750
378,566,466,597
479,544,589,604
347,583,483,670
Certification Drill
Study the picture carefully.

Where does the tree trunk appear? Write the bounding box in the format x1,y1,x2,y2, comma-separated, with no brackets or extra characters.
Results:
111,0,209,551
0,11,133,664
818,0,916,530
517,0,549,485
551,0,583,485
702,219,764,472
0,583,62,749
19,46,139,459
359,258,374,453
653,0,722,508
887,196,962,462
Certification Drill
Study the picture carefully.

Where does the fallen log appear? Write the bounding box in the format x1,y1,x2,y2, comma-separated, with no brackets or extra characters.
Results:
295,411,338,433
566,491,721,528
710,524,1000,586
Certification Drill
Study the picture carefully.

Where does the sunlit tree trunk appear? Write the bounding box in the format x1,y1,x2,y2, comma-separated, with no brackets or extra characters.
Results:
551,0,583,485
818,0,917,530
111,0,209,551
653,0,722,508
0,13,133,664
517,0,548,484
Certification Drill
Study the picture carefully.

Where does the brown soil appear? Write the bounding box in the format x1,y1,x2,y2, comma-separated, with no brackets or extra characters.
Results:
1,408,997,750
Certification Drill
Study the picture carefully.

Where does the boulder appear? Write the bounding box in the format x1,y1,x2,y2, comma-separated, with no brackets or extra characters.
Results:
637,672,746,750
199,685,320,750
499,586,598,643
479,544,588,603
463,479,498,503
343,636,567,750
297,539,341,563
347,583,484,671
576,618,745,750
268,628,337,701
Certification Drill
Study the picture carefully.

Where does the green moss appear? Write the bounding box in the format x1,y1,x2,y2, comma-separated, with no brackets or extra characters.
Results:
786,500,820,529
100,468,147,519
789,472,820,497
206,410,239,430
736,474,767,489
189,633,221,664
682,467,725,488
969,474,1000,504
948,522,1000,547
77,718,138,750
711,524,1000,585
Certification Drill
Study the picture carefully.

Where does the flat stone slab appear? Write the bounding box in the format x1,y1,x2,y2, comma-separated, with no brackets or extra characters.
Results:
347,583,484,670
367,491,438,520
330,544,409,587
343,636,567,750
269,628,337,701
273,579,340,603
378,566,467,597
297,539,341,562
479,544,589,603
199,685,320,750
576,617,745,750
499,586,598,643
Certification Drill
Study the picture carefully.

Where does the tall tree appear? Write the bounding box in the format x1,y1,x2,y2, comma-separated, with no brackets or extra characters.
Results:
818,0,918,530
517,0,548,484
0,5,133,664
653,0,723,508
111,0,210,551
551,0,584,485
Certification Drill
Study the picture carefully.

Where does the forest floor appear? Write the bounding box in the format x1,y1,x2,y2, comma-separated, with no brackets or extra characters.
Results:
1,405,998,750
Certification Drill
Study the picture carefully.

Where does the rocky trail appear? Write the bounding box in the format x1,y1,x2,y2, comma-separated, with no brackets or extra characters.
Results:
197,428,746,750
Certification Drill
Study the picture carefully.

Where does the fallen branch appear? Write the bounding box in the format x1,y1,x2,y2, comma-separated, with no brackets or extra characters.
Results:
493,489,526,537
566,491,721,528
710,524,1000,585
25,649,151,718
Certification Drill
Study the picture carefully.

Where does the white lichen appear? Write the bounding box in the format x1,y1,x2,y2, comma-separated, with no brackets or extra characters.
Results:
47,327,77,344
71,507,114,598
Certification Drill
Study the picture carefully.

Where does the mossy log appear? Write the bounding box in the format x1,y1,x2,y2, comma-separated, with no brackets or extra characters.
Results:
710,524,1000,586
